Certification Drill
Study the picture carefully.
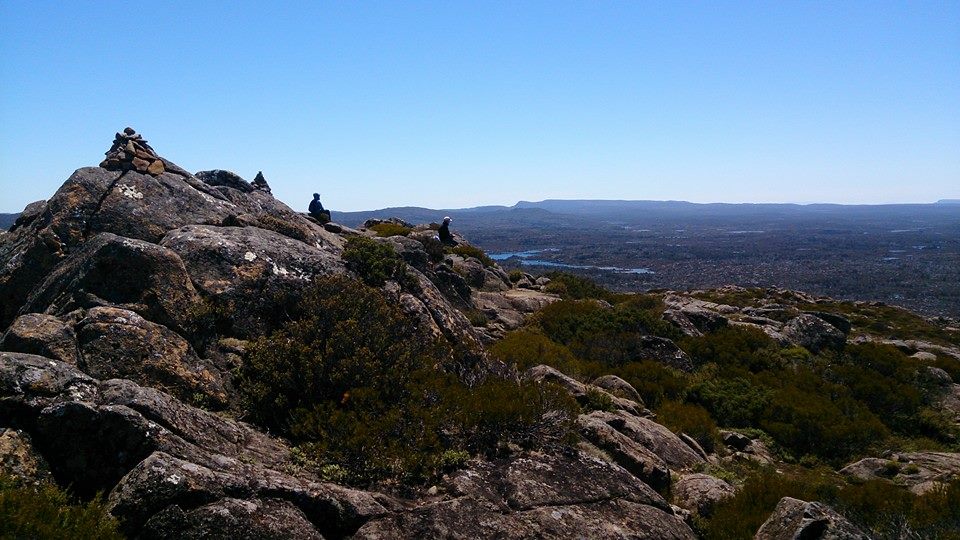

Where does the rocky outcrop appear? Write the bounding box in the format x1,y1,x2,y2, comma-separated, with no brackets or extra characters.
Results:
637,336,695,372
754,497,869,540
584,410,705,470
525,365,646,417
840,452,960,494
20,232,202,333
781,314,847,353
592,375,643,403
76,307,228,408
0,428,52,485
159,224,342,338
0,313,79,364
576,414,671,491
672,473,735,516
355,451,695,539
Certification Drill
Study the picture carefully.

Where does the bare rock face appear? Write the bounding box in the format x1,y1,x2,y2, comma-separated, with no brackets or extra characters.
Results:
576,414,671,491
139,497,324,540
0,428,52,485
782,314,847,353
195,169,255,193
840,452,960,494
76,307,228,408
355,451,695,539
584,410,705,470
754,497,869,540
637,336,695,372
525,365,646,417
672,473,735,516
0,352,389,537
20,232,201,333
160,224,343,338
592,374,643,403
0,313,79,364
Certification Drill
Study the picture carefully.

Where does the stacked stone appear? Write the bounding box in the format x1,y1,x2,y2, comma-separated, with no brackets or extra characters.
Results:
100,127,166,176
251,171,272,193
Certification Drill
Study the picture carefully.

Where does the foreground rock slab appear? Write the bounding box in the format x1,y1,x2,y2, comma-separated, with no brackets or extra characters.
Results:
754,497,869,540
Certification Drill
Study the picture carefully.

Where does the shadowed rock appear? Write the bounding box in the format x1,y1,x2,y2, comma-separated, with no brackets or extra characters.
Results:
754,497,869,540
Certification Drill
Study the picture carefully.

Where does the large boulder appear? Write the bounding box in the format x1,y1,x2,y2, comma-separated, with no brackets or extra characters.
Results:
75,307,228,408
355,450,694,539
782,314,847,353
576,414,671,491
525,365,645,416
159,225,343,338
839,452,960,494
637,336,694,372
672,473,735,516
0,313,79,364
583,410,705,470
0,428,52,485
139,497,323,540
19,233,201,333
754,497,869,540
591,375,643,403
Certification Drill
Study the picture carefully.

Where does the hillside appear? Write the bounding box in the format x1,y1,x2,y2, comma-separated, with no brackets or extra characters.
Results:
2,130,959,539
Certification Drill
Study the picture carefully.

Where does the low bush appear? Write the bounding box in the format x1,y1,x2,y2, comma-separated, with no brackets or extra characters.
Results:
450,245,495,267
0,474,123,540
342,236,407,286
240,276,578,484
656,400,720,453
542,272,616,301
488,330,583,375
369,222,412,237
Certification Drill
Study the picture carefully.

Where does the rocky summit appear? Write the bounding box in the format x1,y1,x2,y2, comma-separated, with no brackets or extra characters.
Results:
2,130,960,539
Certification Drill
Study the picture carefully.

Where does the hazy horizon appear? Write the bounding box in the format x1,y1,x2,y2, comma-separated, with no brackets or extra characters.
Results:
2,1,958,212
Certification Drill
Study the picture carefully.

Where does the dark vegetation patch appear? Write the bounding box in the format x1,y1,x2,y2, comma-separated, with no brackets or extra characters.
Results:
342,236,407,287
449,245,495,267
239,276,578,485
0,474,123,540
369,222,412,237
490,274,960,470
699,466,960,540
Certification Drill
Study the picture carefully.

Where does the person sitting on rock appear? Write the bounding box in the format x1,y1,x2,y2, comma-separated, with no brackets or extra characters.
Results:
438,216,456,245
308,193,330,223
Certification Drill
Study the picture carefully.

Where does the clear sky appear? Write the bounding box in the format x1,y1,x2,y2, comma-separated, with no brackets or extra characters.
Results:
1,1,958,212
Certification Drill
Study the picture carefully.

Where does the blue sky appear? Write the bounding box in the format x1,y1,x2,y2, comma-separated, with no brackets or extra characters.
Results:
1,1,958,212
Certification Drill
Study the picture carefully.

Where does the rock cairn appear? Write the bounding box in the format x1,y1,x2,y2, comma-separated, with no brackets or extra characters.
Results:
100,127,165,176
251,171,271,193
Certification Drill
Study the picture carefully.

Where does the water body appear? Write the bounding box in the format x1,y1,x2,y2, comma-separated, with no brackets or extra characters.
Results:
489,248,655,274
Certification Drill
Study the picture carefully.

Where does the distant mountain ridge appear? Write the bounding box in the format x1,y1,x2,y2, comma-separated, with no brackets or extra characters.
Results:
0,213,19,230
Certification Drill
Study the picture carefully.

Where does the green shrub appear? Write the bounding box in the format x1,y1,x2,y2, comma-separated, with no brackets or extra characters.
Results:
656,400,720,453
240,276,577,483
682,326,780,374
689,377,771,428
464,309,489,327
608,360,688,409
450,245,495,267
342,236,407,286
583,387,615,412
759,379,888,463
542,272,614,301
488,330,583,375
508,270,525,283
534,299,681,367
701,468,838,540
0,474,123,540
369,222,412,237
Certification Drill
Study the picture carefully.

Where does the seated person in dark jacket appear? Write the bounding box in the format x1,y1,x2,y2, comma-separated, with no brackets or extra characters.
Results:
308,193,330,223
438,216,455,244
